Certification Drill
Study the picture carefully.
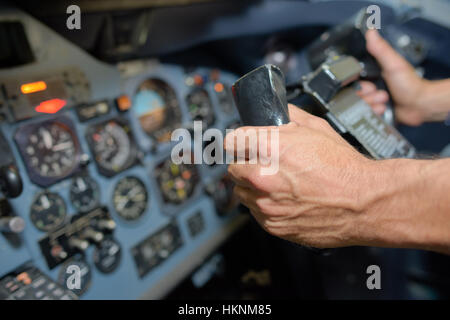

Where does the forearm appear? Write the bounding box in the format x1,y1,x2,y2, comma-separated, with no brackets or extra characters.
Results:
419,79,450,122
356,158,450,254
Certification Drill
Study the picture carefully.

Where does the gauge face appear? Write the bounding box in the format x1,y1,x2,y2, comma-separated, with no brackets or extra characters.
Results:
30,191,67,232
15,118,81,186
186,88,215,128
113,176,148,221
155,158,199,204
93,237,121,274
70,175,100,212
87,119,136,176
58,256,92,296
133,79,182,142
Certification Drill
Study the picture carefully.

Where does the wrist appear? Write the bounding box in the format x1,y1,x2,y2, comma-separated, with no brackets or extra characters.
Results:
352,159,425,249
417,79,450,122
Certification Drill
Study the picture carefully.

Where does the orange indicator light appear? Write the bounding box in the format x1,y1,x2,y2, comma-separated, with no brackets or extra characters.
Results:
214,82,224,93
21,81,47,94
35,99,67,114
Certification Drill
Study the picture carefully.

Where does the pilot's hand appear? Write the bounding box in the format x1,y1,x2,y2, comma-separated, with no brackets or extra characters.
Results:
358,29,430,126
224,105,380,249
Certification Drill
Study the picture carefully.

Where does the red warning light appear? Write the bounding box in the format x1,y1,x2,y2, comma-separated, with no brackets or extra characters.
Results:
35,99,67,114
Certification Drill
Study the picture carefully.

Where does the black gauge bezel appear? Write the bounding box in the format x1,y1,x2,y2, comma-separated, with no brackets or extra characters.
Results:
85,118,138,177
14,116,82,187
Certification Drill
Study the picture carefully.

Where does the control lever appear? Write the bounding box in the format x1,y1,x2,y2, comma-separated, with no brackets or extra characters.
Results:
0,165,23,199
0,132,23,198
232,64,290,126
232,64,329,255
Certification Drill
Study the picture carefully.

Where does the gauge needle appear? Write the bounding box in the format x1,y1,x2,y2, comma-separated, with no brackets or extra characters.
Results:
41,129,53,149
52,142,73,152
76,178,87,192
127,186,141,199
116,198,128,211
41,195,50,209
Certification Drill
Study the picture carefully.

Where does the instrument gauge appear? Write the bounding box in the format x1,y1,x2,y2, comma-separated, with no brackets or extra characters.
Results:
133,79,182,143
30,191,67,232
155,158,199,204
70,175,100,212
93,237,122,274
186,88,215,128
113,176,148,221
87,119,137,177
14,118,81,187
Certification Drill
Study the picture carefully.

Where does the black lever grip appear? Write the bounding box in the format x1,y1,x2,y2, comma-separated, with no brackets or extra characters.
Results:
232,64,290,126
231,64,332,256
0,165,23,198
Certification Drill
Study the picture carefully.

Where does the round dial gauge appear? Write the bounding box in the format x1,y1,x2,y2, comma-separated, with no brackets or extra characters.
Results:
186,88,215,128
88,120,136,176
30,191,67,232
58,256,92,296
133,79,182,142
93,237,122,274
155,159,199,204
113,176,148,221
70,175,100,212
20,121,80,179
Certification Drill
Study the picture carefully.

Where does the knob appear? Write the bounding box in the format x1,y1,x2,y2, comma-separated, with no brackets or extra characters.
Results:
95,219,116,231
0,216,25,233
232,64,290,126
82,228,104,243
50,244,68,260
69,237,89,251
0,165,23,198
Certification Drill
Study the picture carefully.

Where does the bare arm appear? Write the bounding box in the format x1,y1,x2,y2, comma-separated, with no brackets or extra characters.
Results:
358,158,450,254
226,105,450,255
359,30,450,125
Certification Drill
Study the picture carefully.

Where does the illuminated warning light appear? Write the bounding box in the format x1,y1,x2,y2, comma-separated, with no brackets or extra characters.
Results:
116,95,132,112
214,82,224,93
35,99,67,114
21,81,47,94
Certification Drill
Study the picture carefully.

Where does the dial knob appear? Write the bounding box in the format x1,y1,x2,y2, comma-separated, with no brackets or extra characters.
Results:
95,219,116,231
69,237,90,251
82,228,104,243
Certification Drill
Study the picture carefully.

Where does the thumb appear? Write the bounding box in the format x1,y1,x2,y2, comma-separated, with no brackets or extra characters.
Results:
365,29,410,73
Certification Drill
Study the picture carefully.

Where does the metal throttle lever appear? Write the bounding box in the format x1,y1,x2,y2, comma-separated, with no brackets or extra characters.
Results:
232,64,290,126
